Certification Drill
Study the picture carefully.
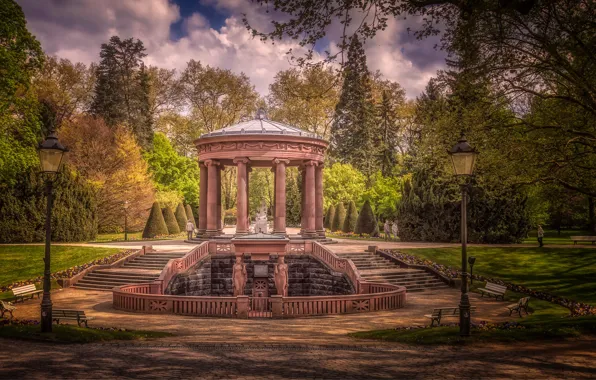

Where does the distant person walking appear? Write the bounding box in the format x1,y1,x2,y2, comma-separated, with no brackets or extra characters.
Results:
384,220,391,241
186,219,195,240
537,225,544,247
392,221,399,241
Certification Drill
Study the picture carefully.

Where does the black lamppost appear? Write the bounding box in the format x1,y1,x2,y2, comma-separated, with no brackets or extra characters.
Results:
38,131,68,333
448,133,478,337
123,200,130,241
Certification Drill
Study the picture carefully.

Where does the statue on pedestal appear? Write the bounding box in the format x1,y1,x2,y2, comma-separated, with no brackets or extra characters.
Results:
254,199,268,233
232,256,247,296
274,256,289,297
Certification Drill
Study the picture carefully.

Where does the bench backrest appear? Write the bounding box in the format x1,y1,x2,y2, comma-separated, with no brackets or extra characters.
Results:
0,300,13,309
519,297,530,306
570,236,596,240
485,282,507,293
12,284,37,295
53,309,86,319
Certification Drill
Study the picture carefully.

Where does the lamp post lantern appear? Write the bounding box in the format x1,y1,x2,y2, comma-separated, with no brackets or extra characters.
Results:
448,133,478,337
37,131,68,333
123,200,130,241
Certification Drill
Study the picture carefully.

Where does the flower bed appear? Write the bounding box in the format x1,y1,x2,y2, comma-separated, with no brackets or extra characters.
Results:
0,249,135,293
386,250,596,317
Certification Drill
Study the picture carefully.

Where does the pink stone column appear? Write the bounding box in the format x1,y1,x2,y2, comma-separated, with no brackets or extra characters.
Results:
303,160,317,238
315,162,325,237
198,161,208,235
246,167,251,231
216,165,223,234
273,158,290,235
205,159,220,236
234,157,250,235
299,166,306,235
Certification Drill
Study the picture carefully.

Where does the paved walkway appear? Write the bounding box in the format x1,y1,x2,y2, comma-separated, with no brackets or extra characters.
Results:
5,286,596,379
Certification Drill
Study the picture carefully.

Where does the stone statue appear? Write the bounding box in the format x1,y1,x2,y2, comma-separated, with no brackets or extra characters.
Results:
274,256,289,297
232,256,247,296
254,199,268,233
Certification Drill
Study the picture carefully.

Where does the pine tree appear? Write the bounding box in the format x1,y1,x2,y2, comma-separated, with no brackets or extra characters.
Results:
332,203,346,232
185,204,196,226
91,36,153,149
162,206,180,234
377,90,398,176
142,202,168,238
174,203,187,231
331,36,378,180
343,200,358,233
355,200,377,236
324,204,336,229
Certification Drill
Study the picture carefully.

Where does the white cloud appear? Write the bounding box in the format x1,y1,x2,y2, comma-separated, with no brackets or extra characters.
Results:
18,0,445,98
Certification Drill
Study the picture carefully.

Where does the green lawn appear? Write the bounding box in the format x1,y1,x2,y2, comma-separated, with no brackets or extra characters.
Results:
90,231,186,243
401,247,596,304
350,290,596,345
522,229,594,245
0,245,121,287
0,324,172,343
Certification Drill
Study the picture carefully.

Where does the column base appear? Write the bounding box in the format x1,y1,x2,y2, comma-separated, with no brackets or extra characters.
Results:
235,231,249,236
204,229,221,237
317,230,326,237
272,230,287,236
302,231,318,239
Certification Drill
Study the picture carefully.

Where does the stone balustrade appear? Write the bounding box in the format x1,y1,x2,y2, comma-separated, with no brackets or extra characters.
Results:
113,242,406,318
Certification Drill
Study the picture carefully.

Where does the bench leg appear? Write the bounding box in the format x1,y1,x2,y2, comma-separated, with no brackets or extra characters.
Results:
518,308,522,318
508,309,513,316
84,320,88,328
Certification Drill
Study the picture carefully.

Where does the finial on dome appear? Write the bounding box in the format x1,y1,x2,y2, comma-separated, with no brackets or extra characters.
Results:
256,108,267,120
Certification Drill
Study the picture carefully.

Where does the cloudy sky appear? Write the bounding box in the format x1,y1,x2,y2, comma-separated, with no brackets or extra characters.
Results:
18,0,446,98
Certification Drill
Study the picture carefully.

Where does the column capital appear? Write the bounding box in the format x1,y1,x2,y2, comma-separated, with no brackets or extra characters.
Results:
272,158,290,166
204,159,220,167
233,157,250,165
303,160,318,167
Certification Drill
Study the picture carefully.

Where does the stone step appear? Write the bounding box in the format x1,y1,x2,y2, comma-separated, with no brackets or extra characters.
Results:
122,263,166,269
361,273,434,281
84,272,158,280
93,270,159,277
144,253,186,257
84,275,157,283
78,277,153,285
129,259,172,265
74,282,120,290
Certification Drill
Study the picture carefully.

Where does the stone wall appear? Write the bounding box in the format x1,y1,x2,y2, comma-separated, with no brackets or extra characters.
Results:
166,254,354,297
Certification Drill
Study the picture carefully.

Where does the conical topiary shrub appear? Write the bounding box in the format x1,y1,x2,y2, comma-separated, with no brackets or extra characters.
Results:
162,206,180,234
142,202,169,238
185,204,196,226
342,200,358,233
324,205,335,230
174,203,187,230
355,200,377,236
332,203,346,232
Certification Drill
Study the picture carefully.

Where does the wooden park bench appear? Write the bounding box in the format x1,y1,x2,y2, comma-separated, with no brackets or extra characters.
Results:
507,297,530,317
570,236,596,245
11,284,42,303
478,282,507,301
0,300,16,320
52,309,94,327
425,306,477,327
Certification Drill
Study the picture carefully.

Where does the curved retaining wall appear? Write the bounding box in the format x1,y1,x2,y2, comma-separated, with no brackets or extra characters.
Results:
112,241,406,318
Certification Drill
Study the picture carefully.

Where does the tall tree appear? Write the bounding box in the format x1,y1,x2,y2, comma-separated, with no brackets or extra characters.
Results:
268,65,339,139
181,60,259,132
91,36,153,149
377,90,398,176
0,0,44,112
332,36,378,181
60,116,155,232
33,56,95,127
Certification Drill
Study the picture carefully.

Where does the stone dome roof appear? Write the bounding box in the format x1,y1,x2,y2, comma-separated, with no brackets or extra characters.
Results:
200,116,323,140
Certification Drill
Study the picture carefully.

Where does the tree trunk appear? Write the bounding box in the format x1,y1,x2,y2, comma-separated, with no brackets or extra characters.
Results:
589,197,595,233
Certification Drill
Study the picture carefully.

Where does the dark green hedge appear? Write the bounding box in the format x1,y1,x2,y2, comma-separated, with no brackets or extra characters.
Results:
142,202,168,238
397,168,531,243
343,200,358,233
0,168,97,243
355,200,377,235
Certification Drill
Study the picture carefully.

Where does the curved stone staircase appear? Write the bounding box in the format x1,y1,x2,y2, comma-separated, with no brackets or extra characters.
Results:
74,251,186,291
338,251,449,292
